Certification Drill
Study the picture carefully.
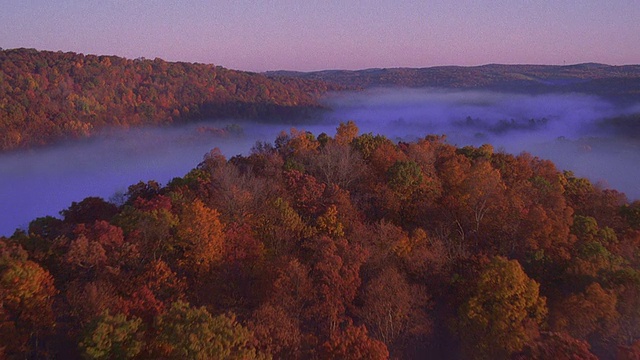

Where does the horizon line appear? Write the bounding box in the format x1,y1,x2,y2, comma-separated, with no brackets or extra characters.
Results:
3,46,639,74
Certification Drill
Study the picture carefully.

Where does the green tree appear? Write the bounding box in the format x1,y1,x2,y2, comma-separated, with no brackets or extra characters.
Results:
79,311,144,360
155,301,264,360
386,160,424,199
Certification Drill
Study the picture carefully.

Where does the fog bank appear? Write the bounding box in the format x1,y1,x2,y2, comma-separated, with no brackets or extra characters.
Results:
321,88,640,199
2,88,639,236
0,121,339,236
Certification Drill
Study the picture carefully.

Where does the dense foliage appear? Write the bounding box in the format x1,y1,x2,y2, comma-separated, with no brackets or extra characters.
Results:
0,48,337,151
269,63,640,101
3,122,640,359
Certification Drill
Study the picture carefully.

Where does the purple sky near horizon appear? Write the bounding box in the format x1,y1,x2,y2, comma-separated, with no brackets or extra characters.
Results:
1,1,639,72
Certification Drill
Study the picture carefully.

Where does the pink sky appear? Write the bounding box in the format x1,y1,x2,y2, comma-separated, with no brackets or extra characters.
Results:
1,0,638,72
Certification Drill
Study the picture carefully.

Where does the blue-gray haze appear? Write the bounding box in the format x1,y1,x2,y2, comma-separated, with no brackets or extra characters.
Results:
1,89,639,236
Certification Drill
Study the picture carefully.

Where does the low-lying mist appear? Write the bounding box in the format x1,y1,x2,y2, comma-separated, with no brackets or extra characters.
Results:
0,121,344,236
322,88,640,199
2,88,639,236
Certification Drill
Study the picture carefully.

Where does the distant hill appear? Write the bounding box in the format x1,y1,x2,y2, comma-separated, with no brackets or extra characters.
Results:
266,63,640,102
2,48,638,152
0,48,340,151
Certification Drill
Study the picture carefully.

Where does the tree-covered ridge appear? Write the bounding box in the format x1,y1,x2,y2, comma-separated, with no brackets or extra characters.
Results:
0,48,339,151
268,63,640,101
3,123,640,359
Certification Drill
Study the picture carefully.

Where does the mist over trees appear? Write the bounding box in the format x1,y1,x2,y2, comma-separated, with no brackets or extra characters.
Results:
3,123,640,359
3,48,640,359
4,48,640,153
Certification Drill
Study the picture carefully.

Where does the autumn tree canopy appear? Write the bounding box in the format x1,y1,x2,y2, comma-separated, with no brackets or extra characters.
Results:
4,122,638,359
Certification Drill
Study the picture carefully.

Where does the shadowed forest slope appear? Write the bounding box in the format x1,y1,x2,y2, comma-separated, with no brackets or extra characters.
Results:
268,63,640,102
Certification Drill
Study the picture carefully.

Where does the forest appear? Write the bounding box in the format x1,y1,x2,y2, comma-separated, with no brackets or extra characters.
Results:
269,63,640,103
3,121,640,359
3,48,640,153
0,48,338,151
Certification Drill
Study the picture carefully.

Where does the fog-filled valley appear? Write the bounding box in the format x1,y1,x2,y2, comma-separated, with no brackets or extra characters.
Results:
324,88,640,198
4,1,640,355
2,88,639,236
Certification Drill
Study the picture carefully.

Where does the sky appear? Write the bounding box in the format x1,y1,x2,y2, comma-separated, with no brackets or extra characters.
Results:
1,1,639,72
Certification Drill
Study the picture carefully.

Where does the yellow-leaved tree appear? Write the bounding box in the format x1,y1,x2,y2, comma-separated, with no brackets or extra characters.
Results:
458,256,547,359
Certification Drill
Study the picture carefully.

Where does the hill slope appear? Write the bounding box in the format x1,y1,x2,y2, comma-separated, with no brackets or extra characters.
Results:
0,48,338,151
267,63,640,100
2,124,640,358
3,48,638,152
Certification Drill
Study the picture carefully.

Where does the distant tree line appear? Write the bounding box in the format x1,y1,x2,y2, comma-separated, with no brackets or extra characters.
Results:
269,63,640,101
0,48,339,151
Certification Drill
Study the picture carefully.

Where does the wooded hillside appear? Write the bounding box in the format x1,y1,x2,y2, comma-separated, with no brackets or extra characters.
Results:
0,48,337,151
3,123,640,359
268,63,640,101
